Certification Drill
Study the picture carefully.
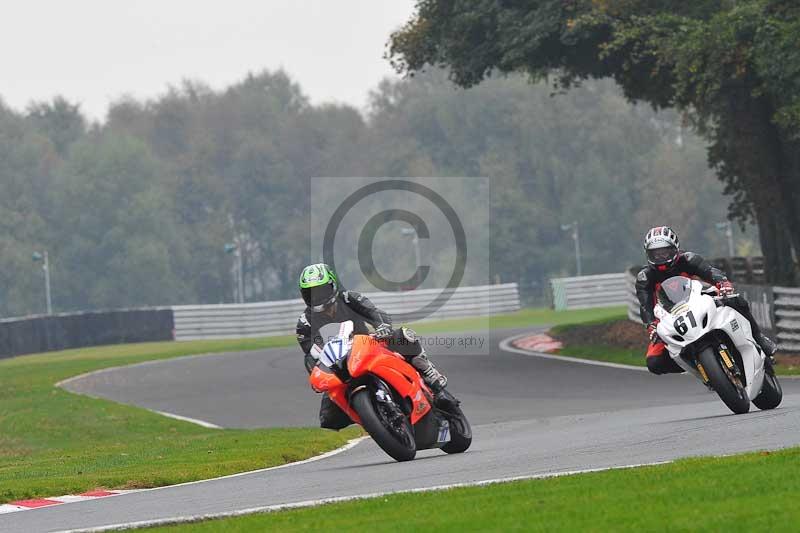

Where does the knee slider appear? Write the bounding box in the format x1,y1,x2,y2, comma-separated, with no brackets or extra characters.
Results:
647,356,668,375
400,327,417,342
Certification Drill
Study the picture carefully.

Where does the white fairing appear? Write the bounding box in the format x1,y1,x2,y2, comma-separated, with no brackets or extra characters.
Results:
319,321,354,367
656,280,766,400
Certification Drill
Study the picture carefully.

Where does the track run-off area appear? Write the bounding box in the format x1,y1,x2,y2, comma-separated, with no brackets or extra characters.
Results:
3,327,800,532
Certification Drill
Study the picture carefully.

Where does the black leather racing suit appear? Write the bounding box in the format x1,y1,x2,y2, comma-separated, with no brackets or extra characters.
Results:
635,252,765,375
296,290,424,429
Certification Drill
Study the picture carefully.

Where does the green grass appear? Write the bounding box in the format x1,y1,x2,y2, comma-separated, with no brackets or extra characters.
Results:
0,305,626,504
550,316,800,375
148,447,800,532
0,337,361,504
558,344,643,366
411,305,627,334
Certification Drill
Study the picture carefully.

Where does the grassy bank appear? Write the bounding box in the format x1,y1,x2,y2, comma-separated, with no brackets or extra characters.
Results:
148,447,800,532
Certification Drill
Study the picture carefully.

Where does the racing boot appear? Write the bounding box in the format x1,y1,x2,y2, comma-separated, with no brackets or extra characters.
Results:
756,332,778,369
733,300,778,365
410,352,458,409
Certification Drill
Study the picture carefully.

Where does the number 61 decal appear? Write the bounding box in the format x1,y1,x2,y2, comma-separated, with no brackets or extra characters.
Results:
675,311,698,335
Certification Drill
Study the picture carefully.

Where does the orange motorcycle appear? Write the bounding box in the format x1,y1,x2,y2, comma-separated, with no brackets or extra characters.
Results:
309,321,471,462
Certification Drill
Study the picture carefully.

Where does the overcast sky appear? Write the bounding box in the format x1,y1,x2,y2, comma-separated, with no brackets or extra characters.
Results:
2,1,416,121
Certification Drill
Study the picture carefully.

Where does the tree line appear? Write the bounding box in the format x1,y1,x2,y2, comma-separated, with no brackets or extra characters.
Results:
0,69,744,317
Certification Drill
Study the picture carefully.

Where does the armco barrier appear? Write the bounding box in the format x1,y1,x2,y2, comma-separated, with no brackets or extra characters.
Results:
550,274,628,311
172,283,521,341
773,286,800,352
625,268,644,324
0,308,174,359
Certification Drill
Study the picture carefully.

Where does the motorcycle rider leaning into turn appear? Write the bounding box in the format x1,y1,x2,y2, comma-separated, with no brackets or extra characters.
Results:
296,263,457,430
636,226,778,376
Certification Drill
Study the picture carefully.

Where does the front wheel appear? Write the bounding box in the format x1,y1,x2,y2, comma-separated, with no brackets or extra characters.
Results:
697,346,750,414
351,389,416,462
753,366,782,410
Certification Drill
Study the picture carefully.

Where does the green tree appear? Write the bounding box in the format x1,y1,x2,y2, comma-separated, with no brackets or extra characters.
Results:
389,0,800,284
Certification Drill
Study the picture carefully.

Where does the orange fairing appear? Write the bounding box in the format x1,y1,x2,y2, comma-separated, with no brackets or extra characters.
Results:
308,366,361,425
348,335,431,423
309,366,342,393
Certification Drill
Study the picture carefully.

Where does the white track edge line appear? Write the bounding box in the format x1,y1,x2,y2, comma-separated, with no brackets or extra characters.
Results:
149,410,222,429
58,460,673,532
498,333,648,371
57,375,224,429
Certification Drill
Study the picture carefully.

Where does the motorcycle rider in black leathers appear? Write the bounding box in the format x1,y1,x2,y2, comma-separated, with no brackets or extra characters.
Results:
636,226,777,375
296,263,455,430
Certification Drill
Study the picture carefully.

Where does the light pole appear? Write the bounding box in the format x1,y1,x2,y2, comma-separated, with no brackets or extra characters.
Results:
560,221,582,276
224,242,244,303
400,227,423,287
715,221,735,257
32,251,52,314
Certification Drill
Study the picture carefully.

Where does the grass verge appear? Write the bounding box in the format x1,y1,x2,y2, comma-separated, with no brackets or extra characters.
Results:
550,316,800,375
411,305,627,334
148,447,800,532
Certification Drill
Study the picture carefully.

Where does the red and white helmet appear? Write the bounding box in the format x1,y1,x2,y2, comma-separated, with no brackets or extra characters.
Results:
644,226,680,270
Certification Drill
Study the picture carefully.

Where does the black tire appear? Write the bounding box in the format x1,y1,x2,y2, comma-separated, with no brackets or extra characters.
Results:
753,366,783,410
440,404,472,454
697,346,750,414
351,389,416,462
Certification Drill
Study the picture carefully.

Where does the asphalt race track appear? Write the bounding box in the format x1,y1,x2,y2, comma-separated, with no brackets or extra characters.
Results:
5,328,800,532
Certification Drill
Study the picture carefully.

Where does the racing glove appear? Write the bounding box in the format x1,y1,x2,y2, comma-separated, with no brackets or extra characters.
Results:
716,280,735,296
647,320,660,345
374,323,393,340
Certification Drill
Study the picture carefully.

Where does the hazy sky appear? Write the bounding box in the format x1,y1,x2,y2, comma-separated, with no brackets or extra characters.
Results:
2,1,416,121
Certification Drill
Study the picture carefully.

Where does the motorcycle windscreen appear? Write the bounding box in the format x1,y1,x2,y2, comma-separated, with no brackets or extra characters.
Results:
658,276,693,312
318,322,351,344
317,321,354,368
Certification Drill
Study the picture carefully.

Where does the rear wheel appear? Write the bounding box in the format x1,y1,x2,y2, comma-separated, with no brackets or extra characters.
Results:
351,389,416,462
440,404,472,454
753,366,782,410
697,346,750,414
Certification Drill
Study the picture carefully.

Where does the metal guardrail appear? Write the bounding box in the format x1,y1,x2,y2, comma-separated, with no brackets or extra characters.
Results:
624,269,644,324
773,286,800,352
550,274,628,311
172,283,521,341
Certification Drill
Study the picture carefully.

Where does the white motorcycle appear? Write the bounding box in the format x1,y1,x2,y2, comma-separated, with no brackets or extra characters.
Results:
655,276,782,414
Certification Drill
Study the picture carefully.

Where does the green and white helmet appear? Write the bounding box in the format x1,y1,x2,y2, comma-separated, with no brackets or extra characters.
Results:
299,263,339,311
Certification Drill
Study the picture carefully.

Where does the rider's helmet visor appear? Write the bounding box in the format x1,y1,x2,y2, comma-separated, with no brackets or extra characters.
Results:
647,245,678,266
301,284,335,308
